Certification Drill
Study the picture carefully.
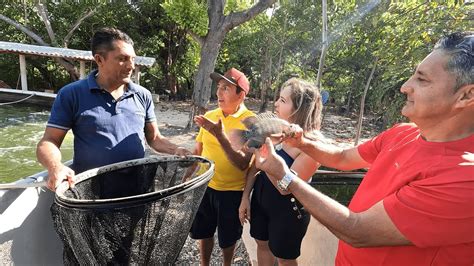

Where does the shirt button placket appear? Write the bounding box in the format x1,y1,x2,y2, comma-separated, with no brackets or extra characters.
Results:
116,100,121,114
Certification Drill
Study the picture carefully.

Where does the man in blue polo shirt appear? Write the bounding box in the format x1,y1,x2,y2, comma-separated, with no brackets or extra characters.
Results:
36,28,191,191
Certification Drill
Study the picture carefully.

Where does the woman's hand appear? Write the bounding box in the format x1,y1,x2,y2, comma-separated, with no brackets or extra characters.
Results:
239,197,251,225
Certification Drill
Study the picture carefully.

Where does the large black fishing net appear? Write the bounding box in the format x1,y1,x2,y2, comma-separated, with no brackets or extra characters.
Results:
50,155,214,265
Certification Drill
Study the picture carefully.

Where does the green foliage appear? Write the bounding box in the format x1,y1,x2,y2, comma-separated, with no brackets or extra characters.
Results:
0,1,198,97
162,0,208,36
0,0,471,124
214,0,470,126
314,0,470,126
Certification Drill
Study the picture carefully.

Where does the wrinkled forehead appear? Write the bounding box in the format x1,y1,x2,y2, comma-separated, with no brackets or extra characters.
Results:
417,50,450,75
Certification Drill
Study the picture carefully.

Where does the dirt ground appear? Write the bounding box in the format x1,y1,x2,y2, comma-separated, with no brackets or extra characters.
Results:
154,98,381,150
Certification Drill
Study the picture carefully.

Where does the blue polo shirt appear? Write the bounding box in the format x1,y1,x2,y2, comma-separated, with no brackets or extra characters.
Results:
47,70,156,173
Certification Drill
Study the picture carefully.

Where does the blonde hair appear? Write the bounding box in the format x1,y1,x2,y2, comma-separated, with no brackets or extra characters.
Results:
280,78,323,139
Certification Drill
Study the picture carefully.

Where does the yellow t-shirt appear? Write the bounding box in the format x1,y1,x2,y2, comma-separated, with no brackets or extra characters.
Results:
196,105,255,191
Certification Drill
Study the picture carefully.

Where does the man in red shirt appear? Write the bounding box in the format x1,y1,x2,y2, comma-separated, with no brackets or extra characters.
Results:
254,31,474,265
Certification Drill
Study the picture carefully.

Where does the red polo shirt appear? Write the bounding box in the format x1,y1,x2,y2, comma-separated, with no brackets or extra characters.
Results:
336,123,474,266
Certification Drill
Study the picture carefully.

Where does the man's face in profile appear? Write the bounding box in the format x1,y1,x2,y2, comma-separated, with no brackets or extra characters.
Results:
399,50,458,123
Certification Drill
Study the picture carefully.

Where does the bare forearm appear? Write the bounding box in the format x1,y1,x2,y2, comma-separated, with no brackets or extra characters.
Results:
36,140,63,171
299,139,362,171
287,177,409,247
242,166,258,198
149,137,180,154
299,139,343,168
216,133,251,170
287,178,366,244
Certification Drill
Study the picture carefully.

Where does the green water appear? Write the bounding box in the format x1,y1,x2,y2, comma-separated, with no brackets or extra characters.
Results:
0,105,73,183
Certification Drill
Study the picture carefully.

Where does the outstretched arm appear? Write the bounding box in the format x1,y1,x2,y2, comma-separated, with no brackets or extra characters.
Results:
36,127,75,191
285,126,369,171
255,138,410,248
145,122,191,156
194,115,252,170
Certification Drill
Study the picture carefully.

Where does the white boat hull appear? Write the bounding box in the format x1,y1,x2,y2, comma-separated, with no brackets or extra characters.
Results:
0,169,64,265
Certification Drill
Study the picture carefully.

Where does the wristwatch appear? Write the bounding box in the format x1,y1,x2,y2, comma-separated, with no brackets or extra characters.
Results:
277,169,297,191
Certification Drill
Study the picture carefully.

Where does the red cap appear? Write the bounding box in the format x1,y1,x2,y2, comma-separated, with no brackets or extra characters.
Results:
210,68,250,94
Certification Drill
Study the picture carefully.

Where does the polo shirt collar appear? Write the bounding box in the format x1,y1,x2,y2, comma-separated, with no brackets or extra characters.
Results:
220,103,249,118
86,69,137,94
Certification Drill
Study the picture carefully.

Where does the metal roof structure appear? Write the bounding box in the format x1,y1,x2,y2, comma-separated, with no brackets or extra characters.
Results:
0,41,155,90
0,41,155,67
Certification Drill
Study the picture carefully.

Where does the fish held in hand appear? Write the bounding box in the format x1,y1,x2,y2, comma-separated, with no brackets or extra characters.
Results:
230,113,296,150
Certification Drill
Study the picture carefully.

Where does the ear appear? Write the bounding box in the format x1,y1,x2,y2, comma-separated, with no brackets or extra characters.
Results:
94,54,104,66
238,91,246,102
455,84,474,108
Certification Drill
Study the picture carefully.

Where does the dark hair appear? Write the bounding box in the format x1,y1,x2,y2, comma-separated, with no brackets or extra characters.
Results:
434,31,473,90
91,28,134,57
281,78,323,132
236,86,243,94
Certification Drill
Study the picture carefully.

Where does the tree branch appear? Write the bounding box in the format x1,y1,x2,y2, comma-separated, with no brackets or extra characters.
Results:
35,1,57,45
63,8,96,47
186,29,204,47
223,0,277,31
0,14,47,45
354,57,378,146
0,13,79,80
208,0,225,32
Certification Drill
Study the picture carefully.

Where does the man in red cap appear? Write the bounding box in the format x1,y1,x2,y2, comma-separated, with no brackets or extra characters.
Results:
190,68,255,265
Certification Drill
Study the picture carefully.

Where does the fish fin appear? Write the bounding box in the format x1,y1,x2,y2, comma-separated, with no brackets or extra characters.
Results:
241,116,258,129
242,112,277,129
229,129,248,151
255,112,277,121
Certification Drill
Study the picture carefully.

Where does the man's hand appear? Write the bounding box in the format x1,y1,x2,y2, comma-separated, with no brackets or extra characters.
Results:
254,138,289,182
175,146,192,156
194,115,224,138
47,164,75,191
239,197,251,225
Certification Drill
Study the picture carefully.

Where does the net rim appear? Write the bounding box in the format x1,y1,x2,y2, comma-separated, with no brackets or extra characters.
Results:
54,155,214,208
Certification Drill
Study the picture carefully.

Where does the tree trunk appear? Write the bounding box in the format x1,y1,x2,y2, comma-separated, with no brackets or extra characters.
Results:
259,41,272,113
343,80,355,114
271,11,288,112
185,0,277,129
316,0,328,88
186,38,223,129
354,58,377,146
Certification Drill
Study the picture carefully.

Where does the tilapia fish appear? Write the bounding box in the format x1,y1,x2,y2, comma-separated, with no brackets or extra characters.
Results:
230,112,295,149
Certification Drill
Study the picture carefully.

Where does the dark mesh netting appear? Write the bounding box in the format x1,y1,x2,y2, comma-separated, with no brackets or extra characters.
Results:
50,155,214,265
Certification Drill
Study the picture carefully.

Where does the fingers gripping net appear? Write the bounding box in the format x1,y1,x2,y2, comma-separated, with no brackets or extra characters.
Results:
51,156,213,265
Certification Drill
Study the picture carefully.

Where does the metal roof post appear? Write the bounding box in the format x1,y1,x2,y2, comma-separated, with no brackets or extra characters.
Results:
134,65,140,85
19,54,28,91
79,61,86,79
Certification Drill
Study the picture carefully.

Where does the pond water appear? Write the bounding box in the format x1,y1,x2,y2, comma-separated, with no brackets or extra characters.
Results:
0,104,73,183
